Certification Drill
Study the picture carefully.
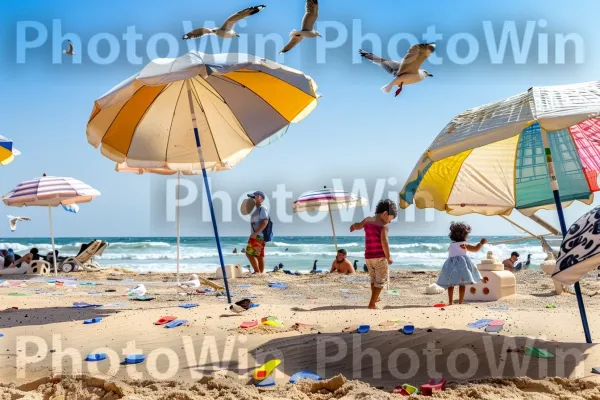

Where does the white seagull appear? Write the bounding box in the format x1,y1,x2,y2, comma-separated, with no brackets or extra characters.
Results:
63,40,75,56
182,5,266,40
7,215,31,232
359,43,436,97
280,0,321,53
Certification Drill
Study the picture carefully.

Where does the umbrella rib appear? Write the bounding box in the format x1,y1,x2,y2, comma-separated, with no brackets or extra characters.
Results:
164,81,186,166
192,77,253,146
190,82,223,164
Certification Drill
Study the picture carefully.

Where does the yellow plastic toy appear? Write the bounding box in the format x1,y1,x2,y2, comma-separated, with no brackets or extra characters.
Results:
253,359,281,381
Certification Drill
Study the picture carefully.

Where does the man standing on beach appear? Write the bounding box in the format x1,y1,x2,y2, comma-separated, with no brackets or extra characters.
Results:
246,191,269,274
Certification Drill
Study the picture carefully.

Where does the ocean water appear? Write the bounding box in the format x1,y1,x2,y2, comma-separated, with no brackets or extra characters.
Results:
0,236,562,274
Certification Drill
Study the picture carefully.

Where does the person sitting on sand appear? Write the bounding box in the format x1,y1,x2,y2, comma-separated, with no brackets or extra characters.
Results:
330,249,355,274
14,248,39,267
351,199,397,310
502,252,519,273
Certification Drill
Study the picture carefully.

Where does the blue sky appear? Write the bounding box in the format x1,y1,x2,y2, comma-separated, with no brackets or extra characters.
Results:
0,0,599,238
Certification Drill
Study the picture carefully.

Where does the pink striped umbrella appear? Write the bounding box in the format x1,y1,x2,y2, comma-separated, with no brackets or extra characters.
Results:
293,188,367,251
2,174,100,275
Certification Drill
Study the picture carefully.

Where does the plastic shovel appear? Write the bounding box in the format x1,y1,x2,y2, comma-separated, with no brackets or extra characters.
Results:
154,316,177,325
253,359,281,381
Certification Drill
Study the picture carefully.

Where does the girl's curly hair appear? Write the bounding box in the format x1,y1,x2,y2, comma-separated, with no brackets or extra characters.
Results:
449,222,471,242
375,199,398,218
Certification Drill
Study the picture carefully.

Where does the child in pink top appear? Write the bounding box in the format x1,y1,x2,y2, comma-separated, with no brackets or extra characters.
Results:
351,199,397,309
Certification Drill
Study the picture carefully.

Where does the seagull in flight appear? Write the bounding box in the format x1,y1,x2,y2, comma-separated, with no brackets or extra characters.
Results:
359,43,436,97
63,40,75,56
182,5,266,40
7,215,30,232
280,0,321,53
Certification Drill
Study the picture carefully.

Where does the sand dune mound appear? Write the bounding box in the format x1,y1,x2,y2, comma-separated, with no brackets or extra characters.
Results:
3,374,600,400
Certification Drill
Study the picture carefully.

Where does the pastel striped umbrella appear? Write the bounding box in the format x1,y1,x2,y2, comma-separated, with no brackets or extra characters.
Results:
399,81,600,343
0,135,20,166
87,52,319,303
293,188,367,251
2,175,100,275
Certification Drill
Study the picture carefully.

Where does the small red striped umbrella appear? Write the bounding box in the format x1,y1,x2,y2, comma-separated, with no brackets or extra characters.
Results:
293,188,367,251
2,174,100,275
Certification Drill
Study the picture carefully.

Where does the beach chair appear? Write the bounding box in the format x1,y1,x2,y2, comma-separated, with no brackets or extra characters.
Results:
60,240,108,273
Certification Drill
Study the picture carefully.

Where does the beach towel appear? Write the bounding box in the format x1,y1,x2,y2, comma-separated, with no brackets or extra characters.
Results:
467,319,493,329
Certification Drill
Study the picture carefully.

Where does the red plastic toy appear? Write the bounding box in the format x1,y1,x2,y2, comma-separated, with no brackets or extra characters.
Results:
420,378,447,396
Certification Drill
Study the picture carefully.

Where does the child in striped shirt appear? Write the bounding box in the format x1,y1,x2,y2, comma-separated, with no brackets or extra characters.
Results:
351,199,397,309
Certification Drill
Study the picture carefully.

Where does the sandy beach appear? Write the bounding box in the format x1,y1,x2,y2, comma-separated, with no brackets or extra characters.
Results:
2,267,600,398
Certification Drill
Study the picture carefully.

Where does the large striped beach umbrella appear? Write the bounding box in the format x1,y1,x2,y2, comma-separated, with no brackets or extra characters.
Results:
399,81,600,343
0,135,20,166
293,188,367,251
87,52,319,303
2,175,100,275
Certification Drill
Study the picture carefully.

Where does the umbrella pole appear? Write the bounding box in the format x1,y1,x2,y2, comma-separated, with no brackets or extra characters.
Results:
176,171,181,285
541,128,592,343
185,80,232,304
48,206,57,276
327,203,338,252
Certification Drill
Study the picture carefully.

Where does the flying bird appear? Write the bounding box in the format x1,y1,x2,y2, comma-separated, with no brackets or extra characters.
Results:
7,215,31,232
359,43,436,97
182,5,266,40
280,0,321,53
63,40,75,56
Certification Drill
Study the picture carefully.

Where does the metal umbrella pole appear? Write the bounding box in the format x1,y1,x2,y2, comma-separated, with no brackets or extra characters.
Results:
176,171,181,285
541,127,592,343
48,206,57,276
185,80,232,304
327,203,339,252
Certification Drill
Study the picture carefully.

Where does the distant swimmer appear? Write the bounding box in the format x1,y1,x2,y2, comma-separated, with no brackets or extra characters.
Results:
330,250,354,274
233,248,238,254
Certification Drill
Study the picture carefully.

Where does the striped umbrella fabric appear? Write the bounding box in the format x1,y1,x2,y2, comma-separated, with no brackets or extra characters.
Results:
3,175,100,207
0,135,20,166
400,81,600,217
293,189,367,213
87,51,319,172
293,188,367,253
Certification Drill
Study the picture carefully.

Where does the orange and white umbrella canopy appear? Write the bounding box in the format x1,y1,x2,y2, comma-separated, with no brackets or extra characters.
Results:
87,51,319,172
